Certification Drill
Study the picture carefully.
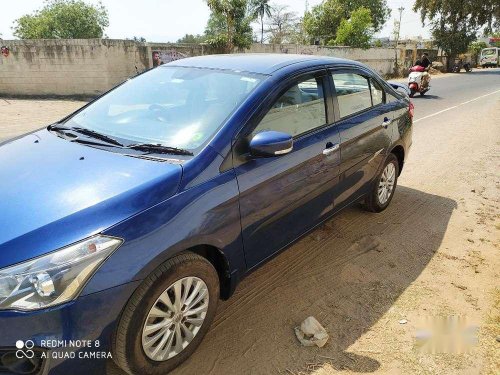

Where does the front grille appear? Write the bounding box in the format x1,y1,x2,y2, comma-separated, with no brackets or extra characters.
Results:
0,348,45,375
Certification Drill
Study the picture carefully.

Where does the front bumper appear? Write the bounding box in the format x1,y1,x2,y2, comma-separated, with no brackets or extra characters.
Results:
0,281,140,375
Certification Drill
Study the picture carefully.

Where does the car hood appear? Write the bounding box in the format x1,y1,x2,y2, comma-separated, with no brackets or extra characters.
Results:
0,129,183,268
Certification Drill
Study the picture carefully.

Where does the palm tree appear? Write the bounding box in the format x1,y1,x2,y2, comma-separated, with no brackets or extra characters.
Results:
251,0,272,44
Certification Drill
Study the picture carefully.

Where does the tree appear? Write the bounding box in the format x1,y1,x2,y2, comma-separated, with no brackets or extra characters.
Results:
413,0,499,71
177,34,206,43
469,41,488,65
250,0,272,43
303,0,390,45
266,4,298,44
12,0,109,39
129,36,146,42
205,0,254,52
333,7,374,49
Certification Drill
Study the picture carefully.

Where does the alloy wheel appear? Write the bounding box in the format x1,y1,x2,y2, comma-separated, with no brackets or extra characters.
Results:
378,162,396,205
141,277,209,361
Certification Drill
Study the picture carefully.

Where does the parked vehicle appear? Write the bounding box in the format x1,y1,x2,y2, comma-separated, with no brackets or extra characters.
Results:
408,65,430,97
480,47,499,68
0,54,412,375
452,59,472,73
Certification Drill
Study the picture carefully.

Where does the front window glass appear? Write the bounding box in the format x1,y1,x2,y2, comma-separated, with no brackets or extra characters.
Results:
65,67,262,150
252,77,326,137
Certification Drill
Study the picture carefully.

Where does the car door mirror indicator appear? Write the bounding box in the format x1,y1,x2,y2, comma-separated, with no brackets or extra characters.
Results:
249,131,293,157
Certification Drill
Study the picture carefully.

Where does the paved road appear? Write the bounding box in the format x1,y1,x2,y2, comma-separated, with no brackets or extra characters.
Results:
400,68,500,122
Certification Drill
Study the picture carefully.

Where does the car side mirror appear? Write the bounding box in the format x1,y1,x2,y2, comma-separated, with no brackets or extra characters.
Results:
249,131,293,157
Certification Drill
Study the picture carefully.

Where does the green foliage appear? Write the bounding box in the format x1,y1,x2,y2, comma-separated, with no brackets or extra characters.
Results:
205,0,254,52
373,39,383,47
177,34,206,44
468,40,488,65
12,0,109,39
414,0,499,35
432,26,476,63
469,41,488,55
303,0,390,44
332,7,373,49
250,0,272,43
414,0,499,70
303,0,342,44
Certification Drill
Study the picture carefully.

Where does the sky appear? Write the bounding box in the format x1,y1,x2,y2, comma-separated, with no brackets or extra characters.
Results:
0,0,430,42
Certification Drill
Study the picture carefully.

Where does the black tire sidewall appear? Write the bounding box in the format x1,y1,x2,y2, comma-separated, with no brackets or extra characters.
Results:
116,255,219,375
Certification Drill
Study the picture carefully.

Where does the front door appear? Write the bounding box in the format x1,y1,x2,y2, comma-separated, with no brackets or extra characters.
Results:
233,72,341,269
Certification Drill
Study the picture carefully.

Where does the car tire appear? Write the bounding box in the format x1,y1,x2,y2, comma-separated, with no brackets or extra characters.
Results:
113,252,220,375
364,153,399,213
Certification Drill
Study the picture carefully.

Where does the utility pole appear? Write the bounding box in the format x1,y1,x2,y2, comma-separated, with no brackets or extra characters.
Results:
393,6,404,75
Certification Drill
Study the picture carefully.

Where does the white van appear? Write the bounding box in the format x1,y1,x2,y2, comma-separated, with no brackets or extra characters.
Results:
480,47,499,68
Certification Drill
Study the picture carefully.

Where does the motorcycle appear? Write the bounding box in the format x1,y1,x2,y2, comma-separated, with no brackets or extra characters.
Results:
408,65,430,97
452,60,472,73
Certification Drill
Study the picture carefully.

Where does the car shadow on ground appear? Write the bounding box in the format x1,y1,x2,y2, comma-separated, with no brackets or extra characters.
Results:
108,185,457,375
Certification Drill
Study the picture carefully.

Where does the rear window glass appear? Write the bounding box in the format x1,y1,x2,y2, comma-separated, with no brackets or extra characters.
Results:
332,73,372,118
370,78,384,106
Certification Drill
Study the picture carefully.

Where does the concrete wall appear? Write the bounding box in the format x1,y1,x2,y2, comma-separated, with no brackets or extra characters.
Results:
0,39,403,97
247,44,399,77
0,39,205,97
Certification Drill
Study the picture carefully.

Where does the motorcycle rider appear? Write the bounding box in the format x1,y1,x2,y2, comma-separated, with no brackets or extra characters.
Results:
418,53,431,89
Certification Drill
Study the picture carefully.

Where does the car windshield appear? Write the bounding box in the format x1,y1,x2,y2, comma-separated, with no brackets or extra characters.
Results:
65,66,263,150
482,48,496,56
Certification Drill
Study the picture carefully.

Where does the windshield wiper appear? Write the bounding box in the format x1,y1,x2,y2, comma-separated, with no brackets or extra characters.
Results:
49,124,192,155
49,124,124,147
126,143,194,156
72,128,124,147
48,123,75,134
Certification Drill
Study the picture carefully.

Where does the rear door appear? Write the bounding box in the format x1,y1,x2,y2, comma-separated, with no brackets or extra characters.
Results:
329,67,397,208
233,71,341,268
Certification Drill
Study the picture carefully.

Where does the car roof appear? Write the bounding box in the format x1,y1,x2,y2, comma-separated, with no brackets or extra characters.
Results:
164,53,360,75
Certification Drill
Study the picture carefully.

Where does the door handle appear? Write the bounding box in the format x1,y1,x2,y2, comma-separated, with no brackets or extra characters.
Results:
382,117,392,128
322,143,339,156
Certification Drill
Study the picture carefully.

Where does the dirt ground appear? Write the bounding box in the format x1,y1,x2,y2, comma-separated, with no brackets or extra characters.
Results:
0,98,86,142
0,93,499,374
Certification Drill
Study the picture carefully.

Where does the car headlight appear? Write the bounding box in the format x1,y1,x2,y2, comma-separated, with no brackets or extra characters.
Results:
0,235,122,311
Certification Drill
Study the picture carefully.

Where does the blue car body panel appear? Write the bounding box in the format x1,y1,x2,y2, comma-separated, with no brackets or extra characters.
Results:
0,129,182,269
0,54,412,374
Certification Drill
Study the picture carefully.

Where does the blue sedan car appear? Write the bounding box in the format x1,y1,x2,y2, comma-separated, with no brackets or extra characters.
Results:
0,54,412,375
